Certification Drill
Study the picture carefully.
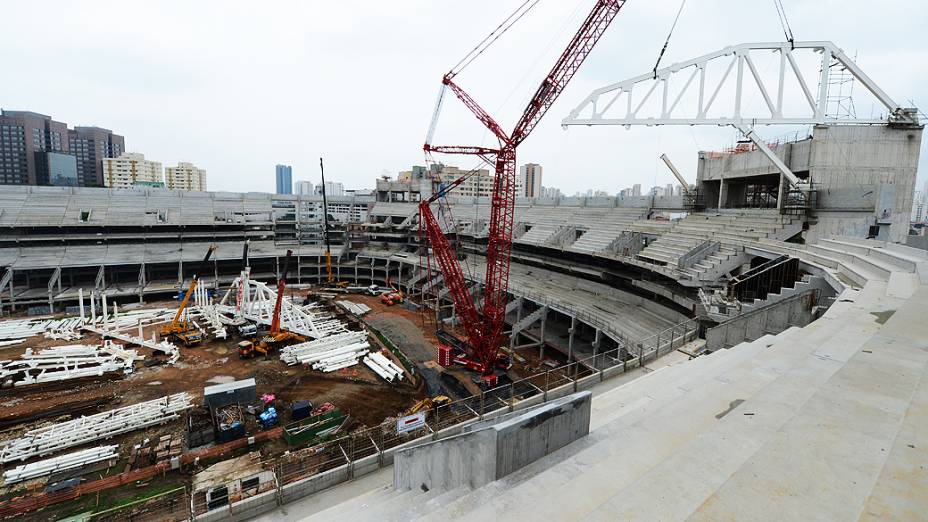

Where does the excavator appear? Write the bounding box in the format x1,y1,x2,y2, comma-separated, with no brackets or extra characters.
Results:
160,245,217,347
239,250,305,358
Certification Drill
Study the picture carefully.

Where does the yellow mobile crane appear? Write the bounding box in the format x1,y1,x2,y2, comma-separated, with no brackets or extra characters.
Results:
160,245,216,346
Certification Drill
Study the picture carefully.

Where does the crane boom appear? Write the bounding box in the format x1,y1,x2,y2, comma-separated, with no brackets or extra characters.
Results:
171,245,216,326
420,0,627,375
270,250,294,335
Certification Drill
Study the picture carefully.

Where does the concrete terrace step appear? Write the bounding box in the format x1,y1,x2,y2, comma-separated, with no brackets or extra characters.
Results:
436,290,890,521
588,311,885,520
420,314,871,521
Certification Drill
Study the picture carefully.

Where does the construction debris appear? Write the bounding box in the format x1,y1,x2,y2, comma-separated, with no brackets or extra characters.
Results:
0,393,193,463
2,445,119,485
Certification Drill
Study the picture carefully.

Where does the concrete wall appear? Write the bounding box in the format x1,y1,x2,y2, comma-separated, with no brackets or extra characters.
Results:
393,392,592,491
809,125,922,243
706,291,818,351
696,124,922,243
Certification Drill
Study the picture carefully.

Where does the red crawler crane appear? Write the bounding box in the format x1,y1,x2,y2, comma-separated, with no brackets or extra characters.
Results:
420,0,627,377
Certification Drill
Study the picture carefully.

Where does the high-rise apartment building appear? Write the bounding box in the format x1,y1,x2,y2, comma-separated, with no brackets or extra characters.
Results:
519,163,543,198
0,109,124,187
102,152,162,189
69,126,125,187
276,165,293,194
165,162,207,191
632,184,642,197
314,181,345,197
294,180,314,195
0,110,70,185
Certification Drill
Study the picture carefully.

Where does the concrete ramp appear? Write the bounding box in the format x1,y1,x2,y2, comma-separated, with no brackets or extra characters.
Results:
393,391,591,491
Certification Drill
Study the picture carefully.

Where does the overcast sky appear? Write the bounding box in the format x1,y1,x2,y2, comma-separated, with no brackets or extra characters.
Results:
2,0,925,195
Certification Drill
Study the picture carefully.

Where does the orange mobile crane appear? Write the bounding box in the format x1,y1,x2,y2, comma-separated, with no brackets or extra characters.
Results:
160,245,217,346
239,250,304,358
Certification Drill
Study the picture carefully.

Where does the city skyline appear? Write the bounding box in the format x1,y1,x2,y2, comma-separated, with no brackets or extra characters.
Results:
2,1,924,196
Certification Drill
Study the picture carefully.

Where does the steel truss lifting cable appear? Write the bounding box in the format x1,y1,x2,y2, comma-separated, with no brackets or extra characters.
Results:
652,0,687,78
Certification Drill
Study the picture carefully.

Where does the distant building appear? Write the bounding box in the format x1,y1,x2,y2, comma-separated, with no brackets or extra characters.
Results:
913,190,926,223
102,152,162,189
294,180,314,195
69,126,125,187
276,165,293,194
0,110,70,185
166,162,207,191
36,151,79,187
540,185,561,199
632,184,642,197
314,181,345,197
519,163,543,198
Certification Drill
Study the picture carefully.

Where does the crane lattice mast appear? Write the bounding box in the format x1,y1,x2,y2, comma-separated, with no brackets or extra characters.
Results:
420,0,627,375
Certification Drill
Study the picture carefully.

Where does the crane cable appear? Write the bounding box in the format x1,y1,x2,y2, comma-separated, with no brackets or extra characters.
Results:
449,0,544,78
774,0,795,48
651,0,688,79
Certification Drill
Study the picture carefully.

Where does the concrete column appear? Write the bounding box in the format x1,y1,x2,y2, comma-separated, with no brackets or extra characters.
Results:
776,172,786,212
510,298,523,349
592,328,601,363
539,309,547,359
78,288,85,322
718,178,728,209
90,291,97,323
567,315,577,362
102,293,109,328
177,260,183,285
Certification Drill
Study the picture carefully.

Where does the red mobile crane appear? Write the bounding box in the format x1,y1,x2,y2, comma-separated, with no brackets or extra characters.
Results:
420,1,627,378
240,250,304,358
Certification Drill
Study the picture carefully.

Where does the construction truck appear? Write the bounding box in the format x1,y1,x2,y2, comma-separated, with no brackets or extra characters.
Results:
403,395,452,417
160,245,216,347
237,323,258,338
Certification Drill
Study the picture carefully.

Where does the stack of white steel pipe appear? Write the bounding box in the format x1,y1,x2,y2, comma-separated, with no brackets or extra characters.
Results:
2,445,119,485
311,342,370,372
363,351,405,382
279,331,368,366
0,393,192,463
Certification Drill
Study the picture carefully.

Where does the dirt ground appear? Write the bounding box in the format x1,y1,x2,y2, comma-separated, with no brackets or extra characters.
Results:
0,298,426,461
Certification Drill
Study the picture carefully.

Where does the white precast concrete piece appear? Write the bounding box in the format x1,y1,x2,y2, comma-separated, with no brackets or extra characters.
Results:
0,393,192,463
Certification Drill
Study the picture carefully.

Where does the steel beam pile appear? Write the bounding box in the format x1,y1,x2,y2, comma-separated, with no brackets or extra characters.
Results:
0,393,192,463
335,300,372,316
363,351,405,382
279,331,369,371
2,445,119,485
82,325,180,364
217,278,348,339
0,343,141,387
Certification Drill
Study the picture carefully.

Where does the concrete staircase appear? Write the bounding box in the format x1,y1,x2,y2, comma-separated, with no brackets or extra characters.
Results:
274,238,928,522
637,211,800,276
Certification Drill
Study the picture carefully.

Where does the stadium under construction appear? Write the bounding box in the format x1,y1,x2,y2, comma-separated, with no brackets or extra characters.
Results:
0,5,926,522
